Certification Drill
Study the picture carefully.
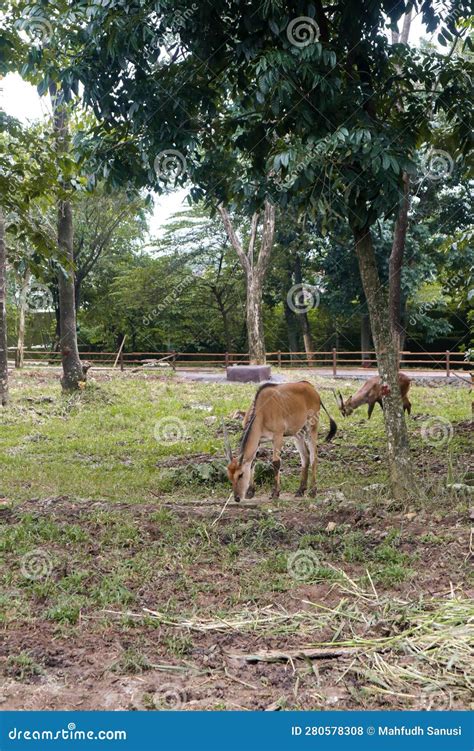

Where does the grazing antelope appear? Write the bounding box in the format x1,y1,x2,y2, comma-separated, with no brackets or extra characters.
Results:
335,372,411,419
224,382,337,502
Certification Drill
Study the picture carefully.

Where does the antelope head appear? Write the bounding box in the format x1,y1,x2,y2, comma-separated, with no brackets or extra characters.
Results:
223,421,252,502
334,390,352,417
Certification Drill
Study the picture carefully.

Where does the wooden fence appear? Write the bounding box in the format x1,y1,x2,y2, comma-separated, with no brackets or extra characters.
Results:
8,348,469,377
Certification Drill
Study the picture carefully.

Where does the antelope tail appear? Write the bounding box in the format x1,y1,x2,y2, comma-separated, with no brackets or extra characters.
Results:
320,399,337,442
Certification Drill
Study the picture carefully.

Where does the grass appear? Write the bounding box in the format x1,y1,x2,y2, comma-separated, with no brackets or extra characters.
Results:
0,367,472,710
6,652,43,680
0,368,470,502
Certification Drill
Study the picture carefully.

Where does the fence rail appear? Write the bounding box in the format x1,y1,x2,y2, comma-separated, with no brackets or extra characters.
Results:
8,348,470,377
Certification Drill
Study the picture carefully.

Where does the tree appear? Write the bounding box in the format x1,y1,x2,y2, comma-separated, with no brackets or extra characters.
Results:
81,205,247,354
14,265,31,368
155,206,245,353
0,109,58,399
50,86,85,391
3,5,99,391
218,202,275,363
72,187,149,311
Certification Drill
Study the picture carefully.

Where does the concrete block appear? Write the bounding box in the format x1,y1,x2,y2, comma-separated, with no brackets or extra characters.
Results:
226,365,272,383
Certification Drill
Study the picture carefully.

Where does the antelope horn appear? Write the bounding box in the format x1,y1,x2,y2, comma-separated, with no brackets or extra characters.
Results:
222,420,233,462
337,390,345,409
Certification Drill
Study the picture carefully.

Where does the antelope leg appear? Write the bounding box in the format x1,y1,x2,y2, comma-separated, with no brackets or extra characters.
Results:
293,433,309,496
270,434,284,499
307,416,319,498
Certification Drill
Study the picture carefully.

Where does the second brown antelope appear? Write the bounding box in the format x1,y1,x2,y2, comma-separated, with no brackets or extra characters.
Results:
224,381,337,502
335,372,412,419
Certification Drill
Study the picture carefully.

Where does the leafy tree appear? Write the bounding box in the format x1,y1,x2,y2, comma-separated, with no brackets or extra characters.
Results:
81,206,247,354
0,109,58,402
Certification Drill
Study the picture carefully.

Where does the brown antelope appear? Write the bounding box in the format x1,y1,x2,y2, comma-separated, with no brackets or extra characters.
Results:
335,372,411,419
224,381,337,502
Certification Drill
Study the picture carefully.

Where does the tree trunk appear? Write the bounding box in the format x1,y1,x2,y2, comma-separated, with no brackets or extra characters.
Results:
354,226,415,499
360,312,372,366
57,200,85,390
283,258,299,357
0,208,8,405
51,88,85,392
15,269,31,369
294,254,314,362
400,6,412,45
246,275,266,364
389,172,410,358
218,202,275,365
399,298,407,356
389,11,412,359
284,300,299,356
74,276,82,313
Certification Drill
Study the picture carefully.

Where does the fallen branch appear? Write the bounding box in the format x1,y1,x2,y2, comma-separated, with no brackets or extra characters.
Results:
226,646,359,663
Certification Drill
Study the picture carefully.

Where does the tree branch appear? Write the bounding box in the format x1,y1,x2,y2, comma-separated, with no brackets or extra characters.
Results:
389,172,410,339
247,212,259,268
400,6,412,45
218,204,250,274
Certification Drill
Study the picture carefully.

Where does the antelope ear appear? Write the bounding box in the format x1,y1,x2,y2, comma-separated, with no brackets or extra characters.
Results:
380,385,391,396
333,390,345,414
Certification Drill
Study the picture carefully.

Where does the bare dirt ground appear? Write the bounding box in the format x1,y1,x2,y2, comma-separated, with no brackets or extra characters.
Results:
1,489,472,711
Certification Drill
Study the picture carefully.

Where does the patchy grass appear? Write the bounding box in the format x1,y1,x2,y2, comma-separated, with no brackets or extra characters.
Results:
0,368,472,710
6,651,43,681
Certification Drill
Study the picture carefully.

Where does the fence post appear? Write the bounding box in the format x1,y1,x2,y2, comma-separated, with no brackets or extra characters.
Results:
446,350,450,379
332,347,337,377
225,351,229,367
120,348,124,372
278,350,282,367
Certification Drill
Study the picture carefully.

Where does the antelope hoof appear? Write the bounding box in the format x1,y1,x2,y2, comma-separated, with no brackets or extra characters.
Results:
270,489,280,500
295,487,306,498
245,486,255,499
308,487,317,498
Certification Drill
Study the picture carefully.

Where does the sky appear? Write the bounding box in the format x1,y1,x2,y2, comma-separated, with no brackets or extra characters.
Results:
0,11,432,237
